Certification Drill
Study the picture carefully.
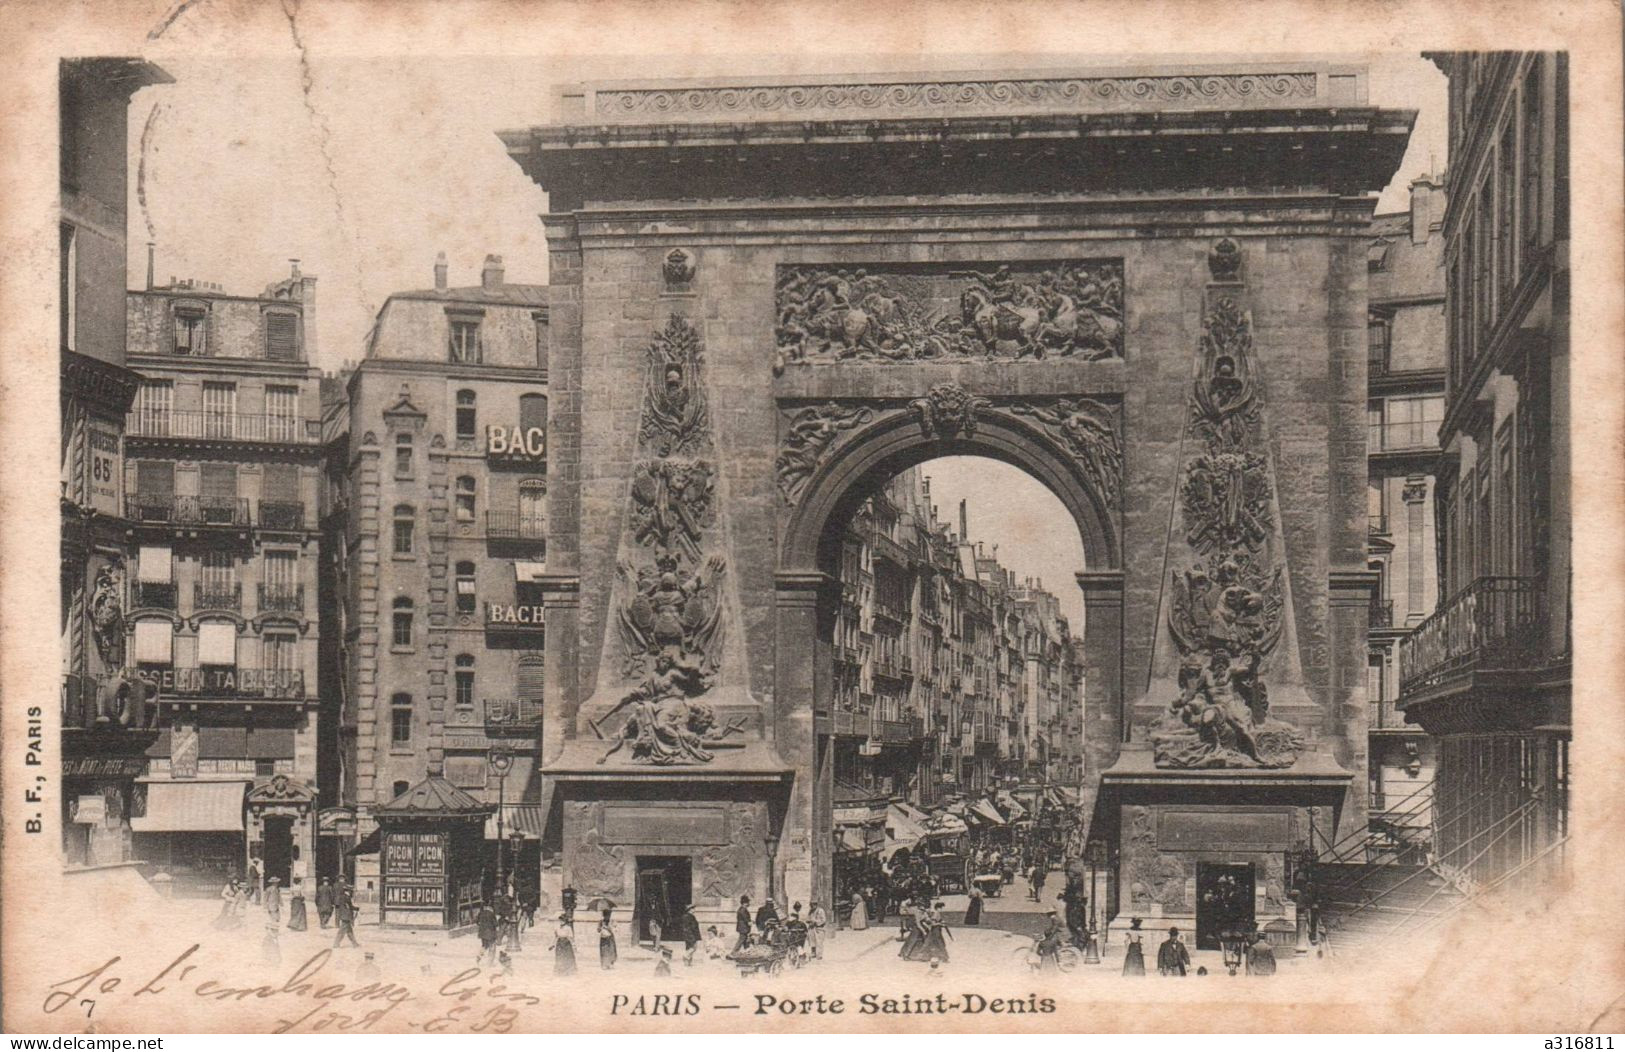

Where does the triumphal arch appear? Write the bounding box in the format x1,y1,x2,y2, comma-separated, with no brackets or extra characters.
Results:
502,64,1414,940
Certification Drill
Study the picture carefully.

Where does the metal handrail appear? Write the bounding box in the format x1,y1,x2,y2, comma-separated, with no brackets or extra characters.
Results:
1317,778,1435,864
1407,834,1569,937
1383,799,1551,937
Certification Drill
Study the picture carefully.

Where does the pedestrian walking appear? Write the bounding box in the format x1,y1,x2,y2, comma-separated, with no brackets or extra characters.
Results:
848,890,869,931
553,914,577,976
677,904,702,966
1156,926,1190,976
264,876,283,924
519,885,538,930
1122,917,1146,976
1245,929,1276,976
964,887,983,926
1035,910,1064,973
332,883,361,948
920,902,952,963
215,879,243,930
807,901,827,960
476,903,500,965
315,877,335,928
246,859,262,904
598,909,618,970
734,895,753,951
287,877,308,931
1029,864,1047,902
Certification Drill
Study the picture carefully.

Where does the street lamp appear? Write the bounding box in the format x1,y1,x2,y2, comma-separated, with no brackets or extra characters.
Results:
490,746,514,895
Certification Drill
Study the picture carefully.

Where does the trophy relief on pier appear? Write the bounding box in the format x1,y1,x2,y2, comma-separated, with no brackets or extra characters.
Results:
1151,268,1304,770
773,260,1123,372
594,314,746,766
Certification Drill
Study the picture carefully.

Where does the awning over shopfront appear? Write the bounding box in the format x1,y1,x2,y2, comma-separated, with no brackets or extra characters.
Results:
484,803,546,840
130,780,247,832
924,812,968,836
885,802,930,851
970,799,1007,826
996,791,1028,820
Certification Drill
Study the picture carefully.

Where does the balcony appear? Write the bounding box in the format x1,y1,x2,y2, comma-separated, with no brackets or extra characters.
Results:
486,510,547,547
126,410,321,445
873,533,912,568
193,582,242,612
873,599,909,625
1400,576,1544,696
132,666,306,701
258,583,305,615
484,698,543,735
1368,697,1418,732
131,580,178,610
901,655,914,678
1369,598,1394,629
873,717,924,744
127,495,251,528
258,501,308,531
872,657,904,682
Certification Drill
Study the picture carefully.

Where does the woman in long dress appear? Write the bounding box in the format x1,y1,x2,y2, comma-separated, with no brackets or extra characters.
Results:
287,878,308,931
554,914,577,975
963,888,983,926
1121,919,1146,976
897,900,924,960
215,879,243,929
920,903,951,963
848,891,869,931
597,910,618,970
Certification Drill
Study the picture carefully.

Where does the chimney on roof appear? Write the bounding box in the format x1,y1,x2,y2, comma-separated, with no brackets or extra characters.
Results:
434,251,448,291
146,242,155,290
1408,172,1445,245
481,254,504,290
289,258,301,279
959,499,968,541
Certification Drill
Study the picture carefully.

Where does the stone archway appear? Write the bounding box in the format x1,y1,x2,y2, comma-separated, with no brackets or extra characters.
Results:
772,382,1127,911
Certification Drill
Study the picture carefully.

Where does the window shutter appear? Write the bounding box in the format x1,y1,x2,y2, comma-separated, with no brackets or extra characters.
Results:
134,620,174,664
138,546,173,584
519,394,548,435
517,658,545,703
197,621,237,666
265,313,299,361
263,464,299,503
136,461,174,496
200,462,238,499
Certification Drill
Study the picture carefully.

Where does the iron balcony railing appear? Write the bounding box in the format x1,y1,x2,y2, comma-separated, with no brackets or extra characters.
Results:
873,657,904,681
258,583,305,614
873,717,924,743
1400,575,1544,695
127,494,251,527
873,598,909,624
873,533,912,567
131,580,178,610
126,410,321,444
1370,599,1394,628
484,698,543,733
193,582,242,612
128,666,305,700
258,500,307,530
485,509,547,542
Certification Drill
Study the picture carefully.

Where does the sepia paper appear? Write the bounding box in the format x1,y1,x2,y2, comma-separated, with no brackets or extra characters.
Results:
2,0,1622,1035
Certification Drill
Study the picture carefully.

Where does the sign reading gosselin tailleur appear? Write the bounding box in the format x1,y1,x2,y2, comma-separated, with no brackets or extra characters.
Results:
486,602,545,626
486,424,545,459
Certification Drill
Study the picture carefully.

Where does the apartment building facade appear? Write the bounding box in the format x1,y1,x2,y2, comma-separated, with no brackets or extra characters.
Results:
119,262,325,894
323,255,549,920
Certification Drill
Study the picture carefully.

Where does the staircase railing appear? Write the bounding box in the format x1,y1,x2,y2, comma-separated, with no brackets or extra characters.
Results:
1320,779,1435,864
1401,825,1567,939
1326,795,1544,937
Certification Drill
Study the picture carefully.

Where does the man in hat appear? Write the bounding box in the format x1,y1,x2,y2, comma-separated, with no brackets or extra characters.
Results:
1157,926,1190,976
675,904,702,966
735,895,753,952
264,876,283,924
333,882,361,948
315,877,336,928
1245,928,1277,976
1035,909,1064,972
806,900,828,961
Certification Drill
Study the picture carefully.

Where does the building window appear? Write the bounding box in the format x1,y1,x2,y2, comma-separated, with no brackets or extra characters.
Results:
448,318,482,363
519,478,546,538
202,382,236,439
264,630,297,672
455,561,477,615
391,780,410,800
264,311,300,361
1522,58,1543,262
392,504,414,555
266,386,300,442
455,390,477,445
60,224,76,352
199,461,239,522
519,393,548,441
395,433,413,477
133,618,174,666
390,693,413,745
134,381,173,437
1497,123,1517,301
533,311,549,373
1367,316,1390,374
174,308,208,356
199,550,237,608
454,653,475,707
392,598,414,648
197,619,237,668
263,549,298,609
450,476,475,523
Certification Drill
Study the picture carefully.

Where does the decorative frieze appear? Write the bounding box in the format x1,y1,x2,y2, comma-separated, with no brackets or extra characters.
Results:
774,261,1123,371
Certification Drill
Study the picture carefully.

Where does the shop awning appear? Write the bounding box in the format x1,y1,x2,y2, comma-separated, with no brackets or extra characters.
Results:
970,799,1007,826
885,802,929,851
837,827,869,853
996,791,1028,819
130,780,246,832
924,812,968,836
348,828,381,856
484,803,546,840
